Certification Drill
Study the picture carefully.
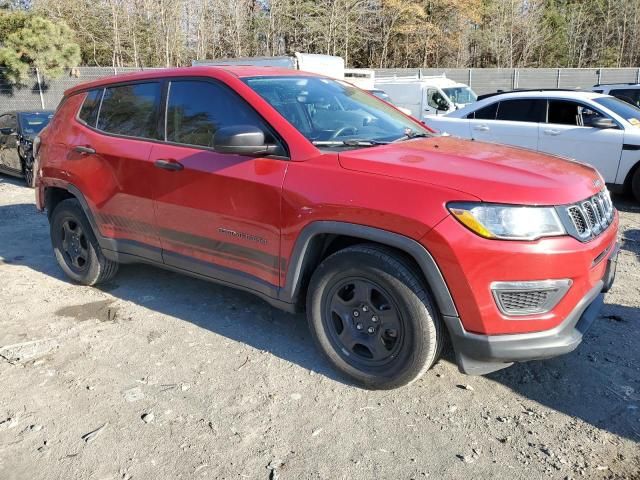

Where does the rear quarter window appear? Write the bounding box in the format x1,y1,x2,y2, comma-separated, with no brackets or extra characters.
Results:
97,82,161,139
78,89,102,127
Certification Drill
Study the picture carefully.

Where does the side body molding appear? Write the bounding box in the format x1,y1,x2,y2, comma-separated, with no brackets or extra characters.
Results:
280,221,459,318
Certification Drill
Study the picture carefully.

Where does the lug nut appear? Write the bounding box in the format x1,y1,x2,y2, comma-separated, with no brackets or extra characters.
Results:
353,310,360,318
356,323,363,330
371,316,378,323
362,305,369,312
367,326,375,334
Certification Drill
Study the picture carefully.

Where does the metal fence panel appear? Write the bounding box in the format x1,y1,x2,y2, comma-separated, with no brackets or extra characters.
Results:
517,68,559,89
4,66,640,114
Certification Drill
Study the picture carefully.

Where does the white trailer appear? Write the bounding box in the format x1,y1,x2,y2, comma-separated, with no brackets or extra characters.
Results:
193,53,345,80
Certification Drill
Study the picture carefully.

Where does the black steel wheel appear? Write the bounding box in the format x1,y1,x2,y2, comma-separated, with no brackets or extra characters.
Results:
324,277,405,368
307,244,443,389
50,198,118,285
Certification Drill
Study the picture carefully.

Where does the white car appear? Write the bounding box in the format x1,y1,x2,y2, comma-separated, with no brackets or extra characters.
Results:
426,90,640,200
592,83,640,108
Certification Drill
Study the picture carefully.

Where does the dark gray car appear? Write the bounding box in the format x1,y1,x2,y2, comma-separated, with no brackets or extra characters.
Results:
0,110,54,187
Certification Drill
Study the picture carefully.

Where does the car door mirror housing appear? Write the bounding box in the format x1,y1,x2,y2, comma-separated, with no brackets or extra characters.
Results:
590,117,617,129
213,125,282,156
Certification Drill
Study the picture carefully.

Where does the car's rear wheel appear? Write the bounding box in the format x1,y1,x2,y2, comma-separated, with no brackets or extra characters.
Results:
50,198,118,285
306,244,443,389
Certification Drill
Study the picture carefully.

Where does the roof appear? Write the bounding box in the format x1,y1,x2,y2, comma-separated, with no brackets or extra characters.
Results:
449,89,610,118
63,65,317,97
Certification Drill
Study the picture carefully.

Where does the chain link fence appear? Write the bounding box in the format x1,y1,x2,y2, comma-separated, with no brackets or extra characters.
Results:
2,66,640,113
0,66,148,112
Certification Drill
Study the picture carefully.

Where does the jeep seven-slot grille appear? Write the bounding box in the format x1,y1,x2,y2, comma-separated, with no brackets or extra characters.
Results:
563,190,614,241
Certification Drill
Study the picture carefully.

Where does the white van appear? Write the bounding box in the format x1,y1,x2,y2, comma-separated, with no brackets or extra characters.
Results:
344,68,376,90
375,75,477,119
193,53,345,80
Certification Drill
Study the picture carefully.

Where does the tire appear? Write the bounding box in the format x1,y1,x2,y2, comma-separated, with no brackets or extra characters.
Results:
306,244,443,389
632,167,640,203
50,198,118,285
21,153,34,188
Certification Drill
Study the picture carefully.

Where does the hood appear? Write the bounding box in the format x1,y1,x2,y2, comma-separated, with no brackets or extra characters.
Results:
338,136,603,205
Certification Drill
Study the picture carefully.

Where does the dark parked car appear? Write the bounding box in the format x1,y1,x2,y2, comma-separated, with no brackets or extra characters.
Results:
0,110,54,187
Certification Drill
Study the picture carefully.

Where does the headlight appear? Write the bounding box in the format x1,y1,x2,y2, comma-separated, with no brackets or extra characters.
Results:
448,202,566,240
33,135,41,157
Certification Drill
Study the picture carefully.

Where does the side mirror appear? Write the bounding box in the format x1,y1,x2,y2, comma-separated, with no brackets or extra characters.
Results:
0,127,16,135
213,125,282,156
590,117,617,129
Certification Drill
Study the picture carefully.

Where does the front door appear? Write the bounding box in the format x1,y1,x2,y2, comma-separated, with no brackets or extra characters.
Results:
150,78,288,289
538,100,623,183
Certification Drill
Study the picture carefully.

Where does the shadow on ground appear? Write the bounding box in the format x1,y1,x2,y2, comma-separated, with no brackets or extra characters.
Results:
0,191,638,443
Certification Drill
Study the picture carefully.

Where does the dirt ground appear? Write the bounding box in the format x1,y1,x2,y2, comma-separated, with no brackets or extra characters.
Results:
0,175,638,480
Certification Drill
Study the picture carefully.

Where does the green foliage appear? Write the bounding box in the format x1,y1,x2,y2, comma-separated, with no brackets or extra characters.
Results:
0,13,80,84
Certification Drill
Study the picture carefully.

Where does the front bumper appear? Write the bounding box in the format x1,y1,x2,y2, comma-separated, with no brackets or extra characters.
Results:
445,244,618,375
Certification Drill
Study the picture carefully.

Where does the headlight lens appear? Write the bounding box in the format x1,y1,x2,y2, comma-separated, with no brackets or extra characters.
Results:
448,202,566,240
33,135,41,157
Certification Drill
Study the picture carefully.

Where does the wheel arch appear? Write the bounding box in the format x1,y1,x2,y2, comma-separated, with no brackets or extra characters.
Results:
280,221,458,318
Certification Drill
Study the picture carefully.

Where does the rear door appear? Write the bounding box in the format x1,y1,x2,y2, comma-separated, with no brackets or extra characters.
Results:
0,114,20,173
150,78,288,288
71,82,163,257
469,98,544,150
538,99,623,183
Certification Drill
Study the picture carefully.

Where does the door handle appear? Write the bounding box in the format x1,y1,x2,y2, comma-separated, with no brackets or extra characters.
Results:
154,159,184,171
473,125,489,131
543,129,561,136
73,145,96,154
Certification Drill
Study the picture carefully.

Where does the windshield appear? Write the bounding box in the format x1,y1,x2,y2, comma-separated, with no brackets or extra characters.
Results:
442,86,477,105
19,112,53,137
595,96,640,126
370,90,392,102
243,76,430,145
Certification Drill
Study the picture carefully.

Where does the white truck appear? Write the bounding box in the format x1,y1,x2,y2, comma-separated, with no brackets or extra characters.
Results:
374,75,477,120
193,53,345,80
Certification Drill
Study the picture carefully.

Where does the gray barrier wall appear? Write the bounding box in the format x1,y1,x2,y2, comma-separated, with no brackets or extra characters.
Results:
2,66,640,113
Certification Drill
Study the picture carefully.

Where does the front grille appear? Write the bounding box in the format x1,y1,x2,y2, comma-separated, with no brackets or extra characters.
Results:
561,190,615,242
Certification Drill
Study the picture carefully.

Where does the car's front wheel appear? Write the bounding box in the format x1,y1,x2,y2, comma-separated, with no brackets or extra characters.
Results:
632,167,640,203
306,244,443,389
21,153,35,188
50,198,118,285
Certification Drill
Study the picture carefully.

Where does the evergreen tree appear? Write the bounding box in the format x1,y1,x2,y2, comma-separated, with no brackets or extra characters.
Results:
0,13,80,84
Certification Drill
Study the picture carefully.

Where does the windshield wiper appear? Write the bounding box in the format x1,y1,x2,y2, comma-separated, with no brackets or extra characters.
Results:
312,139,390,147
393,132,431,143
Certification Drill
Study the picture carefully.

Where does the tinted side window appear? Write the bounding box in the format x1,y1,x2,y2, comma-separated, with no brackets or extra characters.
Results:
166,80,275,148
470,102,498,120
496,99,546,122
548,100,580,125
97,82,161,138
78,89,102,127
609,88,640,107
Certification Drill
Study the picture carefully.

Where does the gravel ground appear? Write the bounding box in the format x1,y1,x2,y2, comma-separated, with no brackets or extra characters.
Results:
0,175,638,480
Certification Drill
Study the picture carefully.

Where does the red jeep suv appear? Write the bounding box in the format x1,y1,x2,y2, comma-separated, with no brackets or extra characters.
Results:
35,67,619,389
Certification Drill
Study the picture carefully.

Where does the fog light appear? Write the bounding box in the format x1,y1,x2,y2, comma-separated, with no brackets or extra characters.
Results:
491,279,572,316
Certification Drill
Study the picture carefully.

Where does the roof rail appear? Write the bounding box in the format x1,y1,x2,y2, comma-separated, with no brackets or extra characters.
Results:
593,82,640,87
476,88,583,101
